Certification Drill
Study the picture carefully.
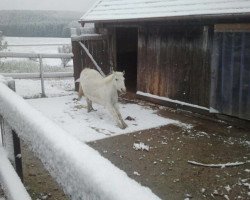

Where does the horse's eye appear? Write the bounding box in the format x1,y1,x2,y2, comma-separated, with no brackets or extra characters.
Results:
115,78,118,81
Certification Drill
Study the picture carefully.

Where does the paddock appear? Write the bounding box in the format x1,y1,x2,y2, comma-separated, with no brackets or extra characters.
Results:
0,76,249,199
16,86,250,199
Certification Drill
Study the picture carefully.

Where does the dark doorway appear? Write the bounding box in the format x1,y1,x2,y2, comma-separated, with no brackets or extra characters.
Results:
116,28,138,92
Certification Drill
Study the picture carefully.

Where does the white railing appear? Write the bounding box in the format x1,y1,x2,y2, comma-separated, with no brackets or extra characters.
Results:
0,52,74,97
0,77,160,200
0,77,31,200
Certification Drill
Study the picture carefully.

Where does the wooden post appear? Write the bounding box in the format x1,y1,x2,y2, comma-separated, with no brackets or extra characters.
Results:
12,130,23,181
39,54,46,97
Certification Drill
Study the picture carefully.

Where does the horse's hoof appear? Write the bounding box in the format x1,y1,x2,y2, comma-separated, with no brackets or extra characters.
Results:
119,123,127,129
87,108,96,113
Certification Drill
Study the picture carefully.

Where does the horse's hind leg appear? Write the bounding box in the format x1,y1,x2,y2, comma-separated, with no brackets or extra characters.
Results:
86,98,95,112
78,84,84,100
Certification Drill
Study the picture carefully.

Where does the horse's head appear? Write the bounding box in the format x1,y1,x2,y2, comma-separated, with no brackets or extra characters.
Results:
113,71,126,94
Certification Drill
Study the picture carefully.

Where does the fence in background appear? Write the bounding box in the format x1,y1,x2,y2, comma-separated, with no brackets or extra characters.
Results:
0,52,73,97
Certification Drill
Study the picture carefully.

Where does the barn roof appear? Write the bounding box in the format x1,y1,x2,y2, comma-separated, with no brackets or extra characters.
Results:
80,0,250,23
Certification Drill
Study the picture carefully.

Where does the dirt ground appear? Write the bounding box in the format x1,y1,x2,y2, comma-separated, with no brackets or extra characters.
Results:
21,142,68,200
20,98,250,200
0,187,5,199
88,104,250,200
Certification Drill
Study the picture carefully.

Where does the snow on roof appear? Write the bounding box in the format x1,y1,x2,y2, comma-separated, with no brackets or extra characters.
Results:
80,0,250,22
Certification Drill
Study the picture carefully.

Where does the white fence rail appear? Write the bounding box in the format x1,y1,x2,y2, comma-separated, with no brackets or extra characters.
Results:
1,72,73,79
0,77,160,200
0,147,31,200
0,52,73,59
0,52,74,97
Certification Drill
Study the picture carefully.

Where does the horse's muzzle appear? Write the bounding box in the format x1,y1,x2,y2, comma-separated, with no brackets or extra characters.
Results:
119,88,126,94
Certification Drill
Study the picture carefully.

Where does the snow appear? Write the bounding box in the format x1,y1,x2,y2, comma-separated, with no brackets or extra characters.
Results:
80,0,250,22
133,142,150,151
137,91,209,111
15,78,75,99
133,171,140,176
0,82,161,200
0,147,31,200
3,37,71,66
27,94,184,142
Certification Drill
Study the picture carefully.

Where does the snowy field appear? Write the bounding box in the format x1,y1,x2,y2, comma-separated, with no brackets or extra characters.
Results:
2,37,72,66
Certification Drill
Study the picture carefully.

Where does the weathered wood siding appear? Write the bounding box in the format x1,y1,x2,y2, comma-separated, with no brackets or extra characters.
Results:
72,38,111,90
137,25,212,107
210,24,250,120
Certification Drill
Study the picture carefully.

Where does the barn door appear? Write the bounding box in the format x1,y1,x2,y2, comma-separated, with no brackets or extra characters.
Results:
210,24,250,120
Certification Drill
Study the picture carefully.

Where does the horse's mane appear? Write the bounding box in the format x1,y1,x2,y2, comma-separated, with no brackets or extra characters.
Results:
104,73,114,83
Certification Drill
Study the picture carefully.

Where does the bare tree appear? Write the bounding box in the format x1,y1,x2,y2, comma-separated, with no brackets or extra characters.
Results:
0,31,8,67
58,44,72,67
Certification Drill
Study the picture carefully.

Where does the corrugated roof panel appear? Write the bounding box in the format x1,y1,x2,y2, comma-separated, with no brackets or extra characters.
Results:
80,0,250,22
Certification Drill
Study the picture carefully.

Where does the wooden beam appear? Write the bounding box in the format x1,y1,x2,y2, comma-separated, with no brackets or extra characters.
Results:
215,23,250,32
71,34,107,42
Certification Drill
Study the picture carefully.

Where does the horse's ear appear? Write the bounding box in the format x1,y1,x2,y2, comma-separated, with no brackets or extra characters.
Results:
123,70,125,75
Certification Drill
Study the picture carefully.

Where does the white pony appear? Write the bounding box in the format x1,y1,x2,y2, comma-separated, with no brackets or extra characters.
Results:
77,68,127,129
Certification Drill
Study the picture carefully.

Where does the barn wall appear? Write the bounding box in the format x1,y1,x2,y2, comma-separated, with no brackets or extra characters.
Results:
137,25,213,107
72,36,112,91
210,24,250,120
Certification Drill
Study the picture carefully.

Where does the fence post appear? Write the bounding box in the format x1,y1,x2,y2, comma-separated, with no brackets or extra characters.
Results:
39,54,46,97
12,130,23,181
0,79,23,181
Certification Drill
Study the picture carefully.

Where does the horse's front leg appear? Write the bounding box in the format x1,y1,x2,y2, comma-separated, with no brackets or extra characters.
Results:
86,98,95,112
114,103,127,129
107,104,127,129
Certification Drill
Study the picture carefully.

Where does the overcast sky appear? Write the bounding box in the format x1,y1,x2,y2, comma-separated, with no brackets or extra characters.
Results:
0,0,97,12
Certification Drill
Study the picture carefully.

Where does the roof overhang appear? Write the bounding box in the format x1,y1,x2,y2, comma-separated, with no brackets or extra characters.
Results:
79,12,250,25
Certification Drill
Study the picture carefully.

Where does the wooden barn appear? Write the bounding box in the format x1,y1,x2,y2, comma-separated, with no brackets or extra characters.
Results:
71,0,250,121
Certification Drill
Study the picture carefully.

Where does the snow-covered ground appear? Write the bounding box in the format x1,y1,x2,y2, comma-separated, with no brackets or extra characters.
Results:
15,78,75,99
11,75,188,143
27,94,182,142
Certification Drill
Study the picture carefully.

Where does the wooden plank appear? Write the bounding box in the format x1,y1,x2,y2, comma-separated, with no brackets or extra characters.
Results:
215,23,250,32
71,34,107,42
72,41,82,91
136,93,210,116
